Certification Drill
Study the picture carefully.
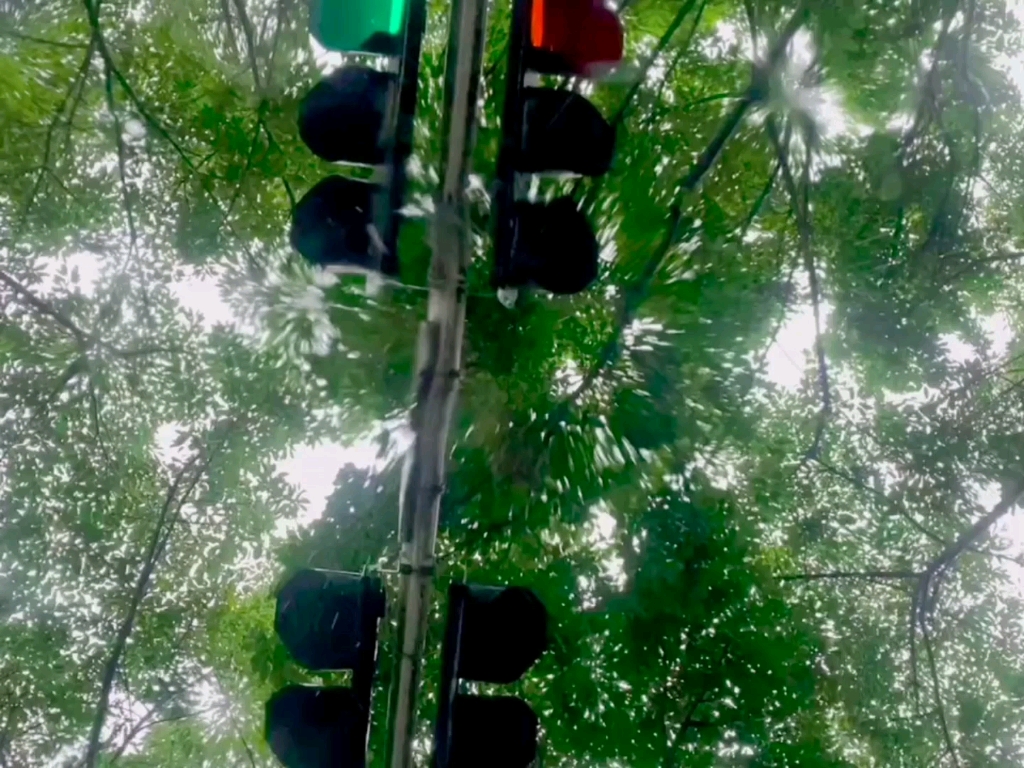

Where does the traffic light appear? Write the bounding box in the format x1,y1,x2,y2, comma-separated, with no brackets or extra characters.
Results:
265,570,386,768
492,0,624,296
310,0,407,54
292,0,428,278
434,583,549,768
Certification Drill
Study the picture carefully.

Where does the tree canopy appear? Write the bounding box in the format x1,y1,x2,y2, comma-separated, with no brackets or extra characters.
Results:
3,0,1024,766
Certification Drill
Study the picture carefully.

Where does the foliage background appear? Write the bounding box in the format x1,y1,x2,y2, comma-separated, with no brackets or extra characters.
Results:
2,0,1024,765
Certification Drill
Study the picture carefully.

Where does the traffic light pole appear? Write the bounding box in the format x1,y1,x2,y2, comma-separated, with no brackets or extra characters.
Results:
386,0,488,764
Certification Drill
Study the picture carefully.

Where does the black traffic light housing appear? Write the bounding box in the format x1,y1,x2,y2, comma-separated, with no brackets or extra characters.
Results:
434,583,549,768
265,569,386,768
492,0,623,297
291,0,428,279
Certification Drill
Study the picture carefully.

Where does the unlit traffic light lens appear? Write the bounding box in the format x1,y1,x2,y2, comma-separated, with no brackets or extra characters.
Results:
449,695,539,768
291,177,382,273
266,686,368,768
299,66,395,165
510,198,599,295
520,88,614,176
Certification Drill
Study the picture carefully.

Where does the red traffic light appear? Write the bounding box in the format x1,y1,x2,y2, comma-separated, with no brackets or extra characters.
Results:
530,0,623,76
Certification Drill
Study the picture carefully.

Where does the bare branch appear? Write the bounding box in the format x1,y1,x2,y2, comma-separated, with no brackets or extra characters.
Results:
82,453,207,768
0,269,184,364
226,103,269,221
920,616,960,768
219,0,241,62
0,29,90,49
105,689,178,764
81,0,262,269
779,570,920,582
0,703,15,768
923,482,1024,589
7,38,96,250
566,2,811,407
607,0,700,131
765,117,830,461
231,0,264,93
739,160,780,238
909,599,922,716
812,459,950,547
95,28,138,260
0,269,90,345
262,0,290,94
111,344,184,359
239,735,259,768
87,374,112,465
259,116,297,210
904,483,1024,768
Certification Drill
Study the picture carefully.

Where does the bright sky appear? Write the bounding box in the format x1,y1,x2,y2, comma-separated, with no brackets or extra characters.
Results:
167,272,380,520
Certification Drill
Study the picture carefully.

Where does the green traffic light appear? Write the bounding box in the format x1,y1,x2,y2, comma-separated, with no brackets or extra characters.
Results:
310,0,407,54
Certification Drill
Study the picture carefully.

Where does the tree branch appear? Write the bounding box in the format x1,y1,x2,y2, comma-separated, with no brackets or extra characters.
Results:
909,598,922,716
231,0,264,94
93,15,138,261
920,615,960,768
82,454,208,768
766,117,830,462
87,373,112,465
0,270,183,362
639,0,713,135
0,29,90,49
904,482,1024,768
259,116,297,210
779,570,920,582
607,0,700,131
225,102,269,222
812,458,950,547
239,735,259,768
663,682,714,768
921,482,1024,591
0,269,90,345
81,0,261,269
0,703,15,768
7,38,96,249
739,159,780,238
262,0,290,94
105,689,179,764
566,2,810,407
219,0,241,62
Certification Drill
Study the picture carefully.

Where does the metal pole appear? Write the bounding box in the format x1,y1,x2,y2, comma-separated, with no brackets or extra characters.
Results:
386,0,488,764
